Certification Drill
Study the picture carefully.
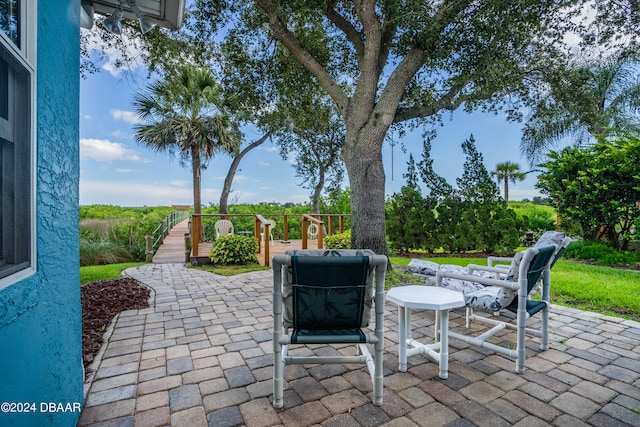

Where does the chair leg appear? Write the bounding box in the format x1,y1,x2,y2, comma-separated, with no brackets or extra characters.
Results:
272,265,284,409
515,295,527,374
540,304,549,351
373,341,383,406
273,343,283,408
540,269,550,351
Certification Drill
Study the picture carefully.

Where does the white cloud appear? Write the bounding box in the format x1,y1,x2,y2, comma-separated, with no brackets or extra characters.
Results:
258,161,269,167
83,30,147,78
232,174,249,182
169,180,188,187
115,168,145,173
111,109,143,125
288,155,299,165
80,138,149,163
80,180,195,206
79,179,309,206
260,145,280,153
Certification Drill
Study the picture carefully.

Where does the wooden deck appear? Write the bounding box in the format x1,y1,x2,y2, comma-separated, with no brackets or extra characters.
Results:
152,218,324,266
152,219,191,263
192,239,323,266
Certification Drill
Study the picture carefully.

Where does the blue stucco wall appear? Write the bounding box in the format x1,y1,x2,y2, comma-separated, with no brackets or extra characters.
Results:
0,1,83,426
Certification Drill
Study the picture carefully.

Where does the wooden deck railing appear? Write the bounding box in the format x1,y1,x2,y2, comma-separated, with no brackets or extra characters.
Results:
190,213,350,266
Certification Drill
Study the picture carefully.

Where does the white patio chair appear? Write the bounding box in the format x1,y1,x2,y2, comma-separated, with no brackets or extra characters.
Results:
272,249,387,408
260,219,276,246
435,245,557,373
214,219,234,238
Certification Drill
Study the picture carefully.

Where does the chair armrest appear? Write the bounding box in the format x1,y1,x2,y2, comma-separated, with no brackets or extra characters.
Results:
487,256,514,267
467,264,509,279
487,256,513,267
435,270,519,291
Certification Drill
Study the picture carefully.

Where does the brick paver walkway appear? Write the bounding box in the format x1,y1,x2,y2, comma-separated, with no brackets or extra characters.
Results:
78,263,640,426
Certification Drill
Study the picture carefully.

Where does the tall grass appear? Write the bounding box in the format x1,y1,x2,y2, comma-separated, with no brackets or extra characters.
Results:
79,206,177,266
79,239,135,266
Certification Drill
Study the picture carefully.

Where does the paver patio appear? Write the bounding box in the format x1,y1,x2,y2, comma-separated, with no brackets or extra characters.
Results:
79,262,640,426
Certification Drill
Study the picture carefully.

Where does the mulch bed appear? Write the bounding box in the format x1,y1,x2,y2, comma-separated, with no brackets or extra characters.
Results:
81,278,150,370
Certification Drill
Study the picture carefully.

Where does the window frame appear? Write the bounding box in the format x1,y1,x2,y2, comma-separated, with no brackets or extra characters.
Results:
0,0,37,289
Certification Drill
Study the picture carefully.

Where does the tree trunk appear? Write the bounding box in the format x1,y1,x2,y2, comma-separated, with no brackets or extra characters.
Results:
342,143,387,255
219,132,272,214
311,169,325,215
191,146,202,215
503,177,509,203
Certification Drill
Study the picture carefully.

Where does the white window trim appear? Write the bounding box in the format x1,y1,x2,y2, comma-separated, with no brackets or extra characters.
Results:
0,0,38,290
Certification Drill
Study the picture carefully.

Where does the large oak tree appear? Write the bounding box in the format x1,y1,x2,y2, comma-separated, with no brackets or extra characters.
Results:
193,0,583,254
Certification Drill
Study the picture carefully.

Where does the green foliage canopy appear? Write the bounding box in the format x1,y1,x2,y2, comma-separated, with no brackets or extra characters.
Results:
536,132,640,249
521,51,640,163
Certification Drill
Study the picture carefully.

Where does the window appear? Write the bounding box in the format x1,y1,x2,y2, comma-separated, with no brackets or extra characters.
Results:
0,0,20,47
0,0,36,288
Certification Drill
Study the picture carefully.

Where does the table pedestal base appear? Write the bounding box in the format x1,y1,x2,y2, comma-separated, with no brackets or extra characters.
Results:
398,307,451,379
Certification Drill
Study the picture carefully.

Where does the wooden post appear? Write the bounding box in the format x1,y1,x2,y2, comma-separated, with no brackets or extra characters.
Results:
192,215,201,256
327,216,333,235
302,217,308,249
339,215,344,233
184,233,191,263
263,223,270,266
283,215,289,241
255,217,261,254
317,221,324,249
145,235,153,262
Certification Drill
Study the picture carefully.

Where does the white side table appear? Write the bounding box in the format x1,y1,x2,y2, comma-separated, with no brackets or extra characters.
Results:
386,285,465,379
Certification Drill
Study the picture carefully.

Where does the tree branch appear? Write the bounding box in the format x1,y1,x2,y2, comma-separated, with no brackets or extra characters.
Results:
394,82,467,123
323,1,365,63
219,127,280,213
254,0,349,112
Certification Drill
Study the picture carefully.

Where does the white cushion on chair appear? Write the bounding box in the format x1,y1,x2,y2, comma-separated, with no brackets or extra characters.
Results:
406,259,440,276
505,231,567,281
406,232,567,313
407,261,515,312
433,269,514,312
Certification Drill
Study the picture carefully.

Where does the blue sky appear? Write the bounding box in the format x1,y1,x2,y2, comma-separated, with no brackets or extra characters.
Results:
79,53,547,207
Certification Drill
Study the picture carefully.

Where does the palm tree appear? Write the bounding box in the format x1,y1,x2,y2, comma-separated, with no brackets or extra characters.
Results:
491,161,526,203
133,65,239,216
521,51,640,163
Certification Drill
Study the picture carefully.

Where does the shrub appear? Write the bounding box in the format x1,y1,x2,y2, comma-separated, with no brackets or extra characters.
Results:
386,187,438,252
324,230,352,249
209,235,258,265
563,241,640,265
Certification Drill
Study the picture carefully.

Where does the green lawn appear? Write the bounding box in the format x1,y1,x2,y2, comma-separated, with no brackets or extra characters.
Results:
80,262,145,286
391,256,640,322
